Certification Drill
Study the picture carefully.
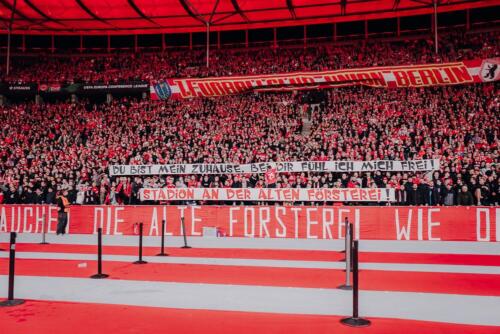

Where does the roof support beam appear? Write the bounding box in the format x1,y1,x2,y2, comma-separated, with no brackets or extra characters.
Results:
127,0,161,26
230,0,249,22
0,0,51,29
178,0,207,25
24,0,66,26
0,0,492,34
75,0,115,28
211,12,238,24
410,0,434,5
286,0,296,19
340,0,347,15
208,0,221,24
433,0,438,54
6,0,17,76
10,19,51,30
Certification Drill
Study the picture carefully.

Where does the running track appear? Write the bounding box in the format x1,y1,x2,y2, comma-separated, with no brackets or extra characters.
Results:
1,233,500,334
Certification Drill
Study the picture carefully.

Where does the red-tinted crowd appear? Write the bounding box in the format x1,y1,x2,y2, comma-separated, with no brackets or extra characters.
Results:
0,82,498,206
0,29,498,206
2,30,498,84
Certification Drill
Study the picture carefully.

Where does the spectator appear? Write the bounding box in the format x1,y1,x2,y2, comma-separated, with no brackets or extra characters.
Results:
45,187,56,205
428,181,441,206
442,184,456,206
395,183,407,205
407,183,419,206
84,186,98,205
457,185,474,206
56,190,70,235
475,178,492,206
417,181,430,205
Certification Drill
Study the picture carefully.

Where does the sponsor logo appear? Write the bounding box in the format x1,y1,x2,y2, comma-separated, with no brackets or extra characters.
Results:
154,82,172,100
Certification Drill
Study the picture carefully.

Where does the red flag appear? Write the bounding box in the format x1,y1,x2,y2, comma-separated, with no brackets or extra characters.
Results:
265,168,277,185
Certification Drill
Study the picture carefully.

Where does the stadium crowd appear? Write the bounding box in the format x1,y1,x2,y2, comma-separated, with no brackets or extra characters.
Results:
0,29,498,206
2,30,498,84
0,82,498,206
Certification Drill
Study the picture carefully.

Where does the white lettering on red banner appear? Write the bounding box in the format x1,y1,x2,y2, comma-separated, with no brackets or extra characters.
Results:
1,205,497,242
150,58,499,99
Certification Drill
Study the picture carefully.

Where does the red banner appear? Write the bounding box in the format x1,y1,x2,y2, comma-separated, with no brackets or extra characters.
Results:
151,58,499,99
0,205,498,242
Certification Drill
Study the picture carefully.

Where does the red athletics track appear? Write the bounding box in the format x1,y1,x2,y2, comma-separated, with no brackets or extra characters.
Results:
2,258,500,296
1,300,498,334
2,243,500,266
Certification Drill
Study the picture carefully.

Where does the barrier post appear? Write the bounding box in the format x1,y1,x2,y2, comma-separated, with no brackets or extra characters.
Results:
90,228,108,279
156,219,169,256
39,213,49,245
340,240,371,327
133,223,148,264
337,222,353,290
340,217,348,254
349,223,354,271
0,232,25,307
180,215,191,249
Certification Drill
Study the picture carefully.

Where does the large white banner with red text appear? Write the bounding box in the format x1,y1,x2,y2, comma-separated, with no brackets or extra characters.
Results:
150,58,499,99
0,205,498,242
139,187,395,202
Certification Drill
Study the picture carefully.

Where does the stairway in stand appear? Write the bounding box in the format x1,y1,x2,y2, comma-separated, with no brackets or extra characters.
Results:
301,103,318,136
301,116,313,136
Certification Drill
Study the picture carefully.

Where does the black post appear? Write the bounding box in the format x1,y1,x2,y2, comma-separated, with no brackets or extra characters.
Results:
349,223,354,271
0,232,25,307
133,223,148,264
340,217,348,254
39,213,49,245
337,222,352,290
180,216,191,249
342,223,354,271
340,240,371,327
90,228,108,279
156,220,169,256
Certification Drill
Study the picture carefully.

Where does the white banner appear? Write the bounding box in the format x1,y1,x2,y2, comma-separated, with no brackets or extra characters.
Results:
140,187,395,202
111,159,439,176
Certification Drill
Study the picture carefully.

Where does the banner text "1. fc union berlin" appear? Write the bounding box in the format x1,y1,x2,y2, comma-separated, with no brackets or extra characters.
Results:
150,58,499,99
1,205,498,242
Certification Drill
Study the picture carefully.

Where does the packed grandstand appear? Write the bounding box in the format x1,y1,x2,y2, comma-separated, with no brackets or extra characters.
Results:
0,29,498,206
1,1,500,333
2,30,498,83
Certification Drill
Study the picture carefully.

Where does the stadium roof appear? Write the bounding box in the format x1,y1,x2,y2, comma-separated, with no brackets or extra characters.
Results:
0,0,496,35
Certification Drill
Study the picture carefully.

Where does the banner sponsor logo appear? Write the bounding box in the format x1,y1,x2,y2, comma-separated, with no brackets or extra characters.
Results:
1,205,497,242
1,83,38,94
1,82,150,96
39,83,61,92
82,82,149,91
151,82,172,100
110,159,439,176
150,58,498,100
8,85,32,91
139,187,394,202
